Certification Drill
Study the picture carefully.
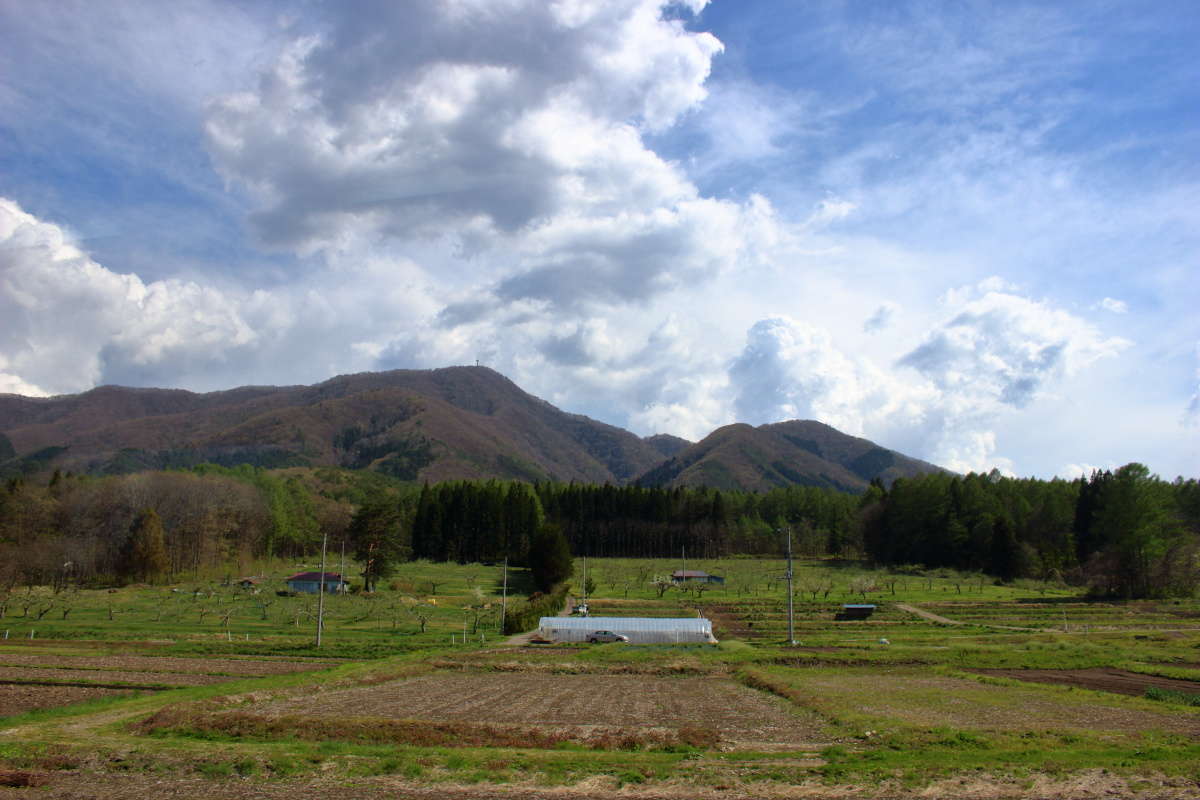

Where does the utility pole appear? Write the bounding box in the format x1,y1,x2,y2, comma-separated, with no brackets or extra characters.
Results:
500,558,508,633
316,531,328,648
785,527,796,646
338,537,346,593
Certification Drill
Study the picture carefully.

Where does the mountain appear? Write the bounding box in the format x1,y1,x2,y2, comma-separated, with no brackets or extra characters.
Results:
635,419,945,492
642,433,692,459
0,367,946,490
0,367,664,484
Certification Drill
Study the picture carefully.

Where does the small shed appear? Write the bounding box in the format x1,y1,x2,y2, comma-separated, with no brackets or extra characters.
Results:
837,603,877,620
670,570,725,585
285,571,348,594
537,616,717,644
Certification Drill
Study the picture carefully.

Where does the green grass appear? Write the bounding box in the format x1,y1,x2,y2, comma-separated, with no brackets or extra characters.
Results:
1,557,1199,795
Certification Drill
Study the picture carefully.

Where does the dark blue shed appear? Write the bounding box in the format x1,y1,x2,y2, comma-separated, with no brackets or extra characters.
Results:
285,571,348,594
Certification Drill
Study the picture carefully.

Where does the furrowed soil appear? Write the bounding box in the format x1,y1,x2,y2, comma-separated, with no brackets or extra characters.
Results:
973,667,1200,697
0,653,341,676
249,672,827,751
0,684,132,716
789,667,1200,736
4,769,1200,800
0,666,227,687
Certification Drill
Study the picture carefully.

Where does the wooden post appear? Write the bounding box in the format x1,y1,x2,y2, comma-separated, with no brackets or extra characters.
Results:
316,532,328,647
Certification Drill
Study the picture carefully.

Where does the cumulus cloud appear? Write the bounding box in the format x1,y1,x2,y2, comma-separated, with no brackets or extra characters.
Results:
0,198,257,395
899,285,1130,409
1097,297,1128,314
719,281,1132,474
205,0,730,307
728,316,932,438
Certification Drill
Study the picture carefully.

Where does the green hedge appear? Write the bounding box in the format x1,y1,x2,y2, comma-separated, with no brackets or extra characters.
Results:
502,583,570,635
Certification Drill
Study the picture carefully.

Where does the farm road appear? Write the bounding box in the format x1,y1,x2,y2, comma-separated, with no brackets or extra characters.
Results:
895,603,962,625
895,603,1047,632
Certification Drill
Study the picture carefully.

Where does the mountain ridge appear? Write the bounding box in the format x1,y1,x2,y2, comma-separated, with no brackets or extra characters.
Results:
0,366,946,490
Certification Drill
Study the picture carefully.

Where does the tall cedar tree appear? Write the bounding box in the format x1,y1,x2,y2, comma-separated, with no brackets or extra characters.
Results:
124,508,169,583
528,522,573,593
347,496,409,592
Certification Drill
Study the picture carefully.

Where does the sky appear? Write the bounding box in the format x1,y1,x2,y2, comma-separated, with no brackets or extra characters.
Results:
0,0,1197,479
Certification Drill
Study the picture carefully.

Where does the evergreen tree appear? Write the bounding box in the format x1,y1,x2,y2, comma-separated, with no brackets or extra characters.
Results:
348,496,409,592
528,522,573,593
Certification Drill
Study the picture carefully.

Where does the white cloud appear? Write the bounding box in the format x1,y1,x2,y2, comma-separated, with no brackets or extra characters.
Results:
1097,297,1128,313
0,198,257,395
727,316,936,447
899,286,1131,409
1058,462,1111,480
205,0,725,268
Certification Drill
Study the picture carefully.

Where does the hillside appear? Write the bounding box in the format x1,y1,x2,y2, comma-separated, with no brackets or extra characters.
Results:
636,419,945,492
0,367,946,490
0,367,664,484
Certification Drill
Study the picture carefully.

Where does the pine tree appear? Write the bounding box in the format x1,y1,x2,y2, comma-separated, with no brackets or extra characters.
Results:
528,522,573,593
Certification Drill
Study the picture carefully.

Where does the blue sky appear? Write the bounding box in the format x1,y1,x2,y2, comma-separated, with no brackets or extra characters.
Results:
0,0,1196,478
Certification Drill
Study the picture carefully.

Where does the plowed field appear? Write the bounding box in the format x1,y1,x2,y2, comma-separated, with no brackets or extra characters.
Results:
0,653,339,676
0,684,132,716
973,667,1200,697
257,672,827,751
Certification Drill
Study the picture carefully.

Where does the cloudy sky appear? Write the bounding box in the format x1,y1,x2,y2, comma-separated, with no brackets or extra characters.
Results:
1,0,1196,479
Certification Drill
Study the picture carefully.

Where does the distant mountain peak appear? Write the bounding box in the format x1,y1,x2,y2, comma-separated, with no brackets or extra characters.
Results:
0,367,946,490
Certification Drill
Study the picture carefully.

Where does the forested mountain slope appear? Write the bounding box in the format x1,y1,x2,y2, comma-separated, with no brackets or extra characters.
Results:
0,367,944,490
0,367,664,484
636,420,944,492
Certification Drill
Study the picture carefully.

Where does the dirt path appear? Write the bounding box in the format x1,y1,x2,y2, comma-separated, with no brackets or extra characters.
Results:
502,595,574,645
895,603,1047,632
894,603,962,625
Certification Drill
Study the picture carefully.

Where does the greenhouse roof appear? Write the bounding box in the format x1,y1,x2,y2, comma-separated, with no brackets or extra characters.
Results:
539,616,711,632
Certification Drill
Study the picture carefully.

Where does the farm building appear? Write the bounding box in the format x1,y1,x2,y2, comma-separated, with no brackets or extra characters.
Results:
837,604,877,620
671,570,724,585
285,571,348,594
537,616,717,644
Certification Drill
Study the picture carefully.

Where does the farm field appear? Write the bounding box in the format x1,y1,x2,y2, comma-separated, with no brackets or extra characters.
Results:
2,557,1200,799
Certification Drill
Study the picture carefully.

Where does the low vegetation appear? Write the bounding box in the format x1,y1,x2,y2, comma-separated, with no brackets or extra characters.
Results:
0,556,1198,798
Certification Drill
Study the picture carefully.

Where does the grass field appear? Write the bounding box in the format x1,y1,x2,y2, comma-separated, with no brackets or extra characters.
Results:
2,556,1199,799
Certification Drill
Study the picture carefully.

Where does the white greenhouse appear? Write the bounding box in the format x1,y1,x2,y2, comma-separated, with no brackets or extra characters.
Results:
536,616,717,644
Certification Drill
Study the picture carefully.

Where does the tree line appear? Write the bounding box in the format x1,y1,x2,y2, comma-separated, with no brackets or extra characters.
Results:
2,462,1197,598
860,465,1200,597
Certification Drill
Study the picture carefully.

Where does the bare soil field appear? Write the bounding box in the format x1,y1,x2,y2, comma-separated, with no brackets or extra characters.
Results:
787,667,1200,736
3,769,1200,800
0,652,340,677
973,667,1200,697
0,684,132,716
253,672,827,751
0,666,228,688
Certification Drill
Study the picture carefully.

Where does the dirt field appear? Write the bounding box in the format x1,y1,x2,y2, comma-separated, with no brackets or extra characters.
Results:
973,667,1200,697
784,667,1200,736
0,652,343,716
3,769,1200,800
0,684,133,716
0,652,340,676
255,672,827,751
0,667,228,688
